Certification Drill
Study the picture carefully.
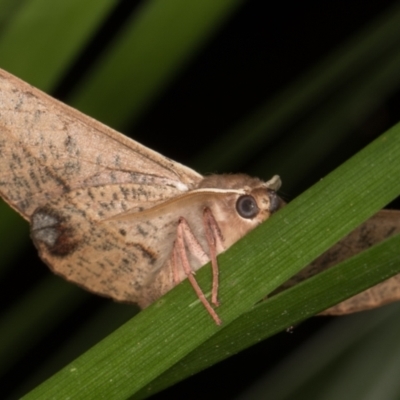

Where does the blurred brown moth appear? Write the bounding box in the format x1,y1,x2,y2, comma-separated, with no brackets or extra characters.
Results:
273,210,400,315
0,68,282,325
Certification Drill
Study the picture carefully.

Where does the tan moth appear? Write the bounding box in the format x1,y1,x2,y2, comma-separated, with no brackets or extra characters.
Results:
1,68,400,325
0,68,282,325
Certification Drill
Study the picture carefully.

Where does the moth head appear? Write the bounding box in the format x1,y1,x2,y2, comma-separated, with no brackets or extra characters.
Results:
198,174,284,247
236,187,281,220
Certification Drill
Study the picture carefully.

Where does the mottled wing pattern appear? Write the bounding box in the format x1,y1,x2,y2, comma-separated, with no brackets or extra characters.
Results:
0,68,202,219
0,68,202,303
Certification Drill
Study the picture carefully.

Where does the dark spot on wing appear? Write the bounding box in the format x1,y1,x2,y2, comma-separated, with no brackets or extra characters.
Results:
31,206,79,257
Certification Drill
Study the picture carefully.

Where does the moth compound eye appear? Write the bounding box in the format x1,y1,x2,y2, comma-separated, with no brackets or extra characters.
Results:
236,195,259,219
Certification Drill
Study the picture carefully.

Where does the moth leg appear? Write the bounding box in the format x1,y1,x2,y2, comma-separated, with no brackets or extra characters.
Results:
173,218,210,282
171,246,180,286
176,217,222,325
170,230,206,285
203,207,224,307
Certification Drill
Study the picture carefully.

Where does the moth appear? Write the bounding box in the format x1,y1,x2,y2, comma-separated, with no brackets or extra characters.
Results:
1,68,399,326
0,68,282,325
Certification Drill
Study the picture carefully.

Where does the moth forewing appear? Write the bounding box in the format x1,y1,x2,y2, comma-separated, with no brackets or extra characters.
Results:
0,68,202,219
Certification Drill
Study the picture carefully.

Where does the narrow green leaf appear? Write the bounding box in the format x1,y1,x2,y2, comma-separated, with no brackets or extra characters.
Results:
0,0,116,89
136,230,400,398
236,304,400,400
